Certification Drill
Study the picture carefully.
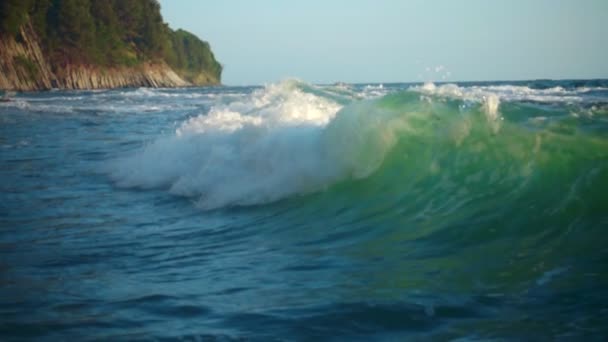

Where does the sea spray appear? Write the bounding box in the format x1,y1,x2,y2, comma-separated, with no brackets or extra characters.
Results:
110,80,346,208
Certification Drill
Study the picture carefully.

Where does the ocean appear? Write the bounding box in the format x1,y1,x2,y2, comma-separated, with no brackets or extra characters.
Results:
1,79,607,340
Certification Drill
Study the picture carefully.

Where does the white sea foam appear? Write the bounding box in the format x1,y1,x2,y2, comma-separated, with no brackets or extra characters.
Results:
120,87,213,99
108,80,607,209
411,82,608,132
361,84,389,98
414,82,503,132
109,80,404,209
412,83,595,104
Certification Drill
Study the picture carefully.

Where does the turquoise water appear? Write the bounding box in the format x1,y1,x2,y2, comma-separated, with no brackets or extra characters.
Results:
1,80,608,340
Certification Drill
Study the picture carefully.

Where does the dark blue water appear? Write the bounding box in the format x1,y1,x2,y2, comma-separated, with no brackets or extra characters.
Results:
1,80,608,340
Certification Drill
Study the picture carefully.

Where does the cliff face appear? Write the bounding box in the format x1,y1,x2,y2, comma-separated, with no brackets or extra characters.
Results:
0,22,194,91
0,22,54,90
0,0,222,91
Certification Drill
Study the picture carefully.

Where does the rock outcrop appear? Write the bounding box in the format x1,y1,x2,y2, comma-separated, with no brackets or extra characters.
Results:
0,22,199,91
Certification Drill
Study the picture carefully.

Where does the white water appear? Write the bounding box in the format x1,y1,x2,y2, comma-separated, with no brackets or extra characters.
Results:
109,80,405,209
412,82,599,104
106,80,607,209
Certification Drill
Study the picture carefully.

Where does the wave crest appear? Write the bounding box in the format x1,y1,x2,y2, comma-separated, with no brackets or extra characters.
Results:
109,80,396,209
108,80,606,210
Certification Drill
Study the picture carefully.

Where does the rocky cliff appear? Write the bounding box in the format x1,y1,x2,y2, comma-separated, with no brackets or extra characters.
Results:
0,0,222,91
0,22,199,91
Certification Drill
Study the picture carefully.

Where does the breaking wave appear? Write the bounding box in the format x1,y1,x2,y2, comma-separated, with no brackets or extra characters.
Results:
109,80,608,210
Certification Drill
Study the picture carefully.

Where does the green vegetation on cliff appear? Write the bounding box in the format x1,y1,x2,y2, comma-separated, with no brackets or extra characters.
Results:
0,0,221,84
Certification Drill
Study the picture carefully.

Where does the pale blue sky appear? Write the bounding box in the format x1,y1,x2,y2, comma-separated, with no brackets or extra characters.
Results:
158,0,607,85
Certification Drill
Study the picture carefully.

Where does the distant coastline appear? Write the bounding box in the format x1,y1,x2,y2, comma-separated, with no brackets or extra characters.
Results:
0,0,221,91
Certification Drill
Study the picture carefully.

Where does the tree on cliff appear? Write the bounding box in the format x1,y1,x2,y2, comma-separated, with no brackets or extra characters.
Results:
46,0,96,63
0,0,39,36
0,0,222,84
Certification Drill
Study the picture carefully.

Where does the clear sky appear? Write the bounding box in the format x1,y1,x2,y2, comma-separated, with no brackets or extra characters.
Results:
158,0,607,85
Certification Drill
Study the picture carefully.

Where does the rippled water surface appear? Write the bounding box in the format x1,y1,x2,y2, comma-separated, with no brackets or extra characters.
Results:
1,80,608,340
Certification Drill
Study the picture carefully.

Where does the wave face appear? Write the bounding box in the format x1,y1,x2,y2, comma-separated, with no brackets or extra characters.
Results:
109,80,608,212
2,80,608,340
